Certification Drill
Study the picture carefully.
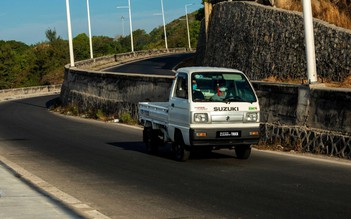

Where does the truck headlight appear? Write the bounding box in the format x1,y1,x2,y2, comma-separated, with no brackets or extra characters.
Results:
244,112,259,122
194,113,209,123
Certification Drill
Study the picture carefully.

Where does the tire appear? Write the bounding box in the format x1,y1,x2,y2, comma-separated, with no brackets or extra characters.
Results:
172,132,190,161
143,128,159,154
235,145,251,159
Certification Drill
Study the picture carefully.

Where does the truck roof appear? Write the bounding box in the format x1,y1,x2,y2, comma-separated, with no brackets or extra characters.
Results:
176,66,243,74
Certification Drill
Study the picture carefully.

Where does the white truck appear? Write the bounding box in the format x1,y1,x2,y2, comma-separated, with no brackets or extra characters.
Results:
138,67,260,161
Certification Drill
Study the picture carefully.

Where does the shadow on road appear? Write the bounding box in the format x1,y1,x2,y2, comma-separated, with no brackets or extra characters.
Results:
12,99,48,109
107,141,236,161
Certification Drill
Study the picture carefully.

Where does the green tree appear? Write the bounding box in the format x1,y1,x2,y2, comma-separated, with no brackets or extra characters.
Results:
133,29,151,51
117,35,132,53
45,28,61,43
30,28,69,85
73,33,90,60
93,36,119,57
0,40,35,89
148,27,166,49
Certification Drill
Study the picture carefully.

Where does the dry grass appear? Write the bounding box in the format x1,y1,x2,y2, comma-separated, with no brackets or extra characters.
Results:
261,75,351,88
262,76,306,84
275,0,351,30
323,75,351,88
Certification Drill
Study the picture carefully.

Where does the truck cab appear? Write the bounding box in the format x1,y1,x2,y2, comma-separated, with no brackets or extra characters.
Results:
139,67,260,161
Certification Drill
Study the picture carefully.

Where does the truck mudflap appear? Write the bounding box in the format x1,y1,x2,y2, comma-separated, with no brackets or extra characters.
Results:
189,127,259,148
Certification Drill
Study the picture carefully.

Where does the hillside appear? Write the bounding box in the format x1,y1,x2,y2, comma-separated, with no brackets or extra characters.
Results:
275,0,351,30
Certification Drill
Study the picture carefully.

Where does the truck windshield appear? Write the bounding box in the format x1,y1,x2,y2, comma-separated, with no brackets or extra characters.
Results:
191,72,257,103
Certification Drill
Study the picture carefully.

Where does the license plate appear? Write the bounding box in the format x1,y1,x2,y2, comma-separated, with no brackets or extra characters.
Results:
217,131,241,138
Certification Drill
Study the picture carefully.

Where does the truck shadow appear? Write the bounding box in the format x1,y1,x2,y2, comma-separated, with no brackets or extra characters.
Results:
107,141,237,160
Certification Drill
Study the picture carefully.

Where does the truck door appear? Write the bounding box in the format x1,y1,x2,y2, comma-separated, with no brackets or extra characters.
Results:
168,73,190,141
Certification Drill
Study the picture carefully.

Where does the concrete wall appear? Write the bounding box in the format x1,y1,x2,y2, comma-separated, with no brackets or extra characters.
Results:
0,85,61,102
197,1,351,82
254,83,351,158
60,68,173,118
60,49,188,118
253,83,351,134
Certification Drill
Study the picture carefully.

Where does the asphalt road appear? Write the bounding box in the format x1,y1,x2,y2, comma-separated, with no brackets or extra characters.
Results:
104,52,194,75
1,54,351,218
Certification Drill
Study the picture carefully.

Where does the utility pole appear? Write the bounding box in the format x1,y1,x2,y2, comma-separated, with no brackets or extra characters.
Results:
302,0,318,84
117,0,134,53
86,0,93,59
161,0,168,51
185,4,194,51
65,0,75,67
121,16,125,37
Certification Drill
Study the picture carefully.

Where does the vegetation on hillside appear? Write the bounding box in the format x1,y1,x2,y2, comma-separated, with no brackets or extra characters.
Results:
0,10,203,90
275,0,351,30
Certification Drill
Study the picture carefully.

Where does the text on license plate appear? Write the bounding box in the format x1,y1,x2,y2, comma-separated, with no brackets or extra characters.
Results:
217,131,241,137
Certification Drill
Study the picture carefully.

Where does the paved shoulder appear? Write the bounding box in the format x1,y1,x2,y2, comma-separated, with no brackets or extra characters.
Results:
0,162,80,219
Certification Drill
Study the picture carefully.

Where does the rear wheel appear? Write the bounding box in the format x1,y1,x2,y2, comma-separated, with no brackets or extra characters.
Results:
172,132,190,161
143,128,159,154
235,145,251,159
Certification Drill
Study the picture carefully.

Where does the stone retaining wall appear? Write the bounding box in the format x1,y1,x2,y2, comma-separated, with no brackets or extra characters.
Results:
197,1,351,82
260,123,351,159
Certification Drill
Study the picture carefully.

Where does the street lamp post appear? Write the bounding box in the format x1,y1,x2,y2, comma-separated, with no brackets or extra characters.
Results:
302,0,318,84
121,16,125,37
65,0,75,67
117,0,134,52
86,0,93,59
185,4,193,51
160,0,168,51
127,0,134,53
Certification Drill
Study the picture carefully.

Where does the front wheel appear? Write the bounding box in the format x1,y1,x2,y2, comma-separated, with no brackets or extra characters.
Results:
235,145,251,159
172,134,190,161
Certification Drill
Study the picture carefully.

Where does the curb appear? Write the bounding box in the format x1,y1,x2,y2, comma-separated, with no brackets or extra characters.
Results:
0,154,111,219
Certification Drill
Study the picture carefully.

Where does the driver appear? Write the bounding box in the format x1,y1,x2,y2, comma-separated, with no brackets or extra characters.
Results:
211,86,227,101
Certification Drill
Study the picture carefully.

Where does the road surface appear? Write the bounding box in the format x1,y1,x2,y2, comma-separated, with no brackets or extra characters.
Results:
1,97,350,218
104,52,194,75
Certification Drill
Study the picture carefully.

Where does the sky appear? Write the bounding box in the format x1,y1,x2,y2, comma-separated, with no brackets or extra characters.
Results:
0,0,202,45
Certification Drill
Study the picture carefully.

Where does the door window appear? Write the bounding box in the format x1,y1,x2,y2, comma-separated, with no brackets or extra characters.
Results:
175,73,188,99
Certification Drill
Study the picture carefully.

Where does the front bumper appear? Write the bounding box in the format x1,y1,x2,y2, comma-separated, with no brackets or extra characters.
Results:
189,127,259,148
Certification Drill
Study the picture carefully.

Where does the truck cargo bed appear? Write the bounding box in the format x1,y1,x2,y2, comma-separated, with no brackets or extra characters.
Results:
139,102,169,125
